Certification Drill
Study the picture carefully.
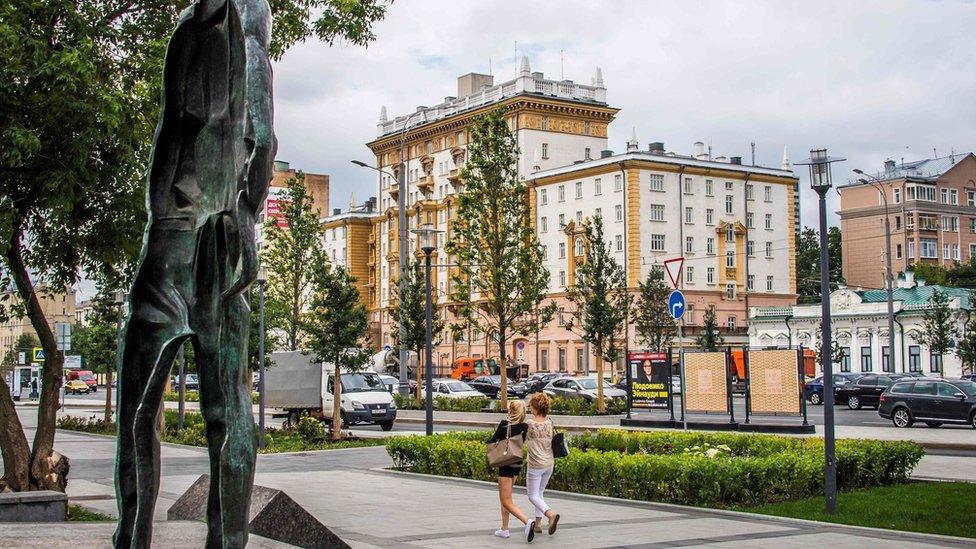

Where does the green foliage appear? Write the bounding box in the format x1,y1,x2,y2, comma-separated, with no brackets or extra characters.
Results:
908,263,949,287
295,415,327,442
956,291,976,374
303,261,370,368
446,107,555,407
68,504,114,522
814,320,845,367
71,289,120,374
1,332,37,368
549,396,626,416
56,415,115,436
387,429,924,508
796,226,844,303
263,174,324,351
919,288,958,361
267,0,391,59
695,306,725,351
390,261,444,393
632,268,675,352
393,394,489,412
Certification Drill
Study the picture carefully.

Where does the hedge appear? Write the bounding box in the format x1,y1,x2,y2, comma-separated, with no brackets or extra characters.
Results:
393,394,489,413
385,430,924,508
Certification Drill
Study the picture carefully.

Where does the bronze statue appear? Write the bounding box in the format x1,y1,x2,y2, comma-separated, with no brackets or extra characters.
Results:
114,0,275,546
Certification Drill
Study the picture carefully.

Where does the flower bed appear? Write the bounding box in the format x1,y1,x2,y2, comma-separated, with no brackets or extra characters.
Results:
386,430,923,508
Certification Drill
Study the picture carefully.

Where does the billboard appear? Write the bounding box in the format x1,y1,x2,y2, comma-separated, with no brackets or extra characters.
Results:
265,187,290,228
748,349,801,415
684,351,728,414
629,351,670,408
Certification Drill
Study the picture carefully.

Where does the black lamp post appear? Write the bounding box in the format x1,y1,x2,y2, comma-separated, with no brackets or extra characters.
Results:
257,264,267,448
796,147,845,515
412,223,441,436
113,290,127,424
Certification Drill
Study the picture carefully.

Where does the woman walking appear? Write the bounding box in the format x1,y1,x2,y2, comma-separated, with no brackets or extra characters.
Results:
526,393,560,536
488,400,535,542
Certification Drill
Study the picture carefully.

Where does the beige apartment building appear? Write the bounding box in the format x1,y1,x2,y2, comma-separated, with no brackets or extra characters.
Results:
0,286,76,360
321,198,378,316
839,153,976,290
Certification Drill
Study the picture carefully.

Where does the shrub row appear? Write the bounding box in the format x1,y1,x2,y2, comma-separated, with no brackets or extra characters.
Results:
393,394,490,413
549,396,626,416
163,391,260,404
385,431,923,508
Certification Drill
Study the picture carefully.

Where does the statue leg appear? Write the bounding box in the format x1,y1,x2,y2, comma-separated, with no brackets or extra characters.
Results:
114,317,188,548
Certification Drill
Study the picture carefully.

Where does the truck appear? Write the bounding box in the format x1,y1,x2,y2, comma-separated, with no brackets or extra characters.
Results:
265,351,397,431
66,369,98,392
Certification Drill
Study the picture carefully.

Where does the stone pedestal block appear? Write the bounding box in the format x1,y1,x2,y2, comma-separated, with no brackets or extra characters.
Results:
0,490,67,522
168,475,349,549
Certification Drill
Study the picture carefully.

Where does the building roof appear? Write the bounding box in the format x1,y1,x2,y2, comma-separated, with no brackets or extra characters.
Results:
527,150,796,181
847,152,974,185
860,284,972,309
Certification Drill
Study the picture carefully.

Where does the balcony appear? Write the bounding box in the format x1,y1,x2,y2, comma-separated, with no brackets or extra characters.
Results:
388,182,399,199
417,175,433,194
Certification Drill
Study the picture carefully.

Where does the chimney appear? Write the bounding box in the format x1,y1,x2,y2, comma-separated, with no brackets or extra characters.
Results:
273,160,290,172
648,142,665,155
456,73,494,97
884,159,896,174
600,150,613,158
693,141,707,160
366,197,376,212
730,156,742,165
627,128,639,152
715,156,728,163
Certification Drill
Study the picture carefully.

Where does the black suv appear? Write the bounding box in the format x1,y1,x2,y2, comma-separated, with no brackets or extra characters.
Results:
468,375,527,399
525,372,567,393
879,378,976,428
835,374,907,410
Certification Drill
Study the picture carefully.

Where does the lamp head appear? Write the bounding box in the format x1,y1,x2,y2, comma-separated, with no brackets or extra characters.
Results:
257,265,268,283
351,160,369,168
411,223,440,254
795,148,845,194
853,168,865,175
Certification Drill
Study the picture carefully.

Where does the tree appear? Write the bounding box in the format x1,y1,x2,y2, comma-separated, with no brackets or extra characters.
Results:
0,0,389,493
248,284,277,373
566,216,629,413
446,107,554,409
910,263,949,287
389,262,443,398
814,321,844,370
632,268,675,352
955,292,976,375
796,226,844,303
303,257,370,440
695,306,725,351
827,226,843,285
1,333,38,371
919,289,958,375
263,173,324,351
71,289,120,422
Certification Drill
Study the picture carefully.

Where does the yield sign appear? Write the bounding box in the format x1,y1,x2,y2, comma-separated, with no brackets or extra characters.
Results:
663,257,684,289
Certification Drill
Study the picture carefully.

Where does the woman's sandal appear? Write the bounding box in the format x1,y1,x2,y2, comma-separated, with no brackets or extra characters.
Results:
548,514,560,535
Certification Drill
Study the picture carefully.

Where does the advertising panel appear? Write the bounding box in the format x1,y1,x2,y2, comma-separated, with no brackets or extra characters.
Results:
748,349,801,415
684,351,728,413
265,187,290,228
629,351,670,408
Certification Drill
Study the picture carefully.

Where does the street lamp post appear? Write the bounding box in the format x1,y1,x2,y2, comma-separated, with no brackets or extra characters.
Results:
797,148,845,515
257,265,268,448
112,290,126,424
853,169,898,374
412,223,441,436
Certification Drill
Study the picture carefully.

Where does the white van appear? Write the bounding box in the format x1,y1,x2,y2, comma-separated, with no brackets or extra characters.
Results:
324,370,397,431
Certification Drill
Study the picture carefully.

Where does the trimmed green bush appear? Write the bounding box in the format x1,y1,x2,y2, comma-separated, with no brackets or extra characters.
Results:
385,430,924,508
549,396,627,416
393,394,490,412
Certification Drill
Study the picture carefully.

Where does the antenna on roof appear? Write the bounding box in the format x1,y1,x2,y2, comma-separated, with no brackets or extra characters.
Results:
560,49,564,80
488,56,492,76
933,147,938,158
750,141,756,165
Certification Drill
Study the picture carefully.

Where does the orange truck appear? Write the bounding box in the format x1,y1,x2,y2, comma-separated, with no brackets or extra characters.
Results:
66,369,98,392
450,357,498,381
729,349,816,389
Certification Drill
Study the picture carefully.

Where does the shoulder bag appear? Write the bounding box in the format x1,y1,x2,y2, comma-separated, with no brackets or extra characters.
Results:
487,423,524,468
551,432,569,458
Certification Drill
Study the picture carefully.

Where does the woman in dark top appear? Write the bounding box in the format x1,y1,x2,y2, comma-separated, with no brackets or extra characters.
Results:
488,400,534,542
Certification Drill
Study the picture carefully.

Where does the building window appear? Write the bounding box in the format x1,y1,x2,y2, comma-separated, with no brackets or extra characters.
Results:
726,225,735,243
746,212,754,228
952,244,960,260
725,195,734,214
576,348,585,372
726,250,735,267
575,181,583,199
686,304,696,324
558,213,565,227
686,266,694,284
726,315,737,331
896,243,902,259
908,184,936,202
882,346,892,372
840,347,851,372
614,174,622,192
649,173,664,191
558,185,565,202
540,350,549,372
930,353,942,373
726,283,736,300
707,238,715,255
906,213,915,229
683,177,693,194
766,275,774,291
558,271,566,287
707,267,715,284
558,242,566,259
540,188,547,205
706,208,714,225
971,244,976,259
650,204,665,222
765,213,772,229
765,241,773,257
908,241,915,259
969,190,976,207
685,236,694,253
558,348,566,371
745,184,754,201
908,345,921,372
747,240,755,256
594,178,602,195
615,235,623,252
542,143,549,159
941,188,949,204
685,207,693,223
893,188,901,204
540,216,547,232
895,215,901,230
705,179,714,196
920,238,937,258
575,211,582,224
860,346,872,372
541,245,547,260
575,238,584,256
747,274,755,290
971,218,976,233
950,189,958,205
595,207,602,219
584,148,591,160
650,234,666,251
615,205,622,222
725,181,734,190
764,185,772,202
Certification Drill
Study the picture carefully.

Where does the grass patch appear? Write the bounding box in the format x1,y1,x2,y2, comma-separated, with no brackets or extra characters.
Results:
68,504,114,521
744,481,976,539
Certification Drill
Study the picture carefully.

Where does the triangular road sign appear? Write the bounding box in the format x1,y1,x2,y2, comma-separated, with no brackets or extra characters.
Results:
663,257,684,289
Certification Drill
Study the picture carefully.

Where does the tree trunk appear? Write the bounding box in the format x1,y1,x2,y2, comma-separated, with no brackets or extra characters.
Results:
103,369,113,424
596,355,606,414
6,229,68,492
498,326,508,411
0,377,31,491
330,361,342,441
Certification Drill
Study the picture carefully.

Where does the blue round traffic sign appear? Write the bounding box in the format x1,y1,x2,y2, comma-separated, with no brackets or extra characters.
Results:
383,345,392,352
667,290,686,320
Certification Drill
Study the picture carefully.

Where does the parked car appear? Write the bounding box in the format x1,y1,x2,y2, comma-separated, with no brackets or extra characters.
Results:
171,374,199,391
803,372,862,405
543,376,627,402
378,374,400,394
431,379,484,399
525,372,568,393
879,378,976,428
65,379,91,395
960,374,976,382
468,375,527,399
835,374,909,410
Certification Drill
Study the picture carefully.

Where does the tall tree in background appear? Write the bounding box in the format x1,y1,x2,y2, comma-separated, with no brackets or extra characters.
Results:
303,258,370,440
566,216,629,413
71,289,120,422
632,268,675,352
446,107,554,409
919,289,958,375
796,226,844,303
814,321,844,369
827,226,843,285
695,306,725,351
263,174,323,350
955,292,976,375
389,262,443,398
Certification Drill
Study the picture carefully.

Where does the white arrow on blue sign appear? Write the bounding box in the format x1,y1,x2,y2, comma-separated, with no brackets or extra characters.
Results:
667,290,686,320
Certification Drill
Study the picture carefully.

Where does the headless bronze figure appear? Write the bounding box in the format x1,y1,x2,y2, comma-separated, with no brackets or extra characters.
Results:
114,0,275,547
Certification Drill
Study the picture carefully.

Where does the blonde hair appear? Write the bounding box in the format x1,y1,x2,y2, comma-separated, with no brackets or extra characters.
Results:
507,400,526,424
529,392,551,417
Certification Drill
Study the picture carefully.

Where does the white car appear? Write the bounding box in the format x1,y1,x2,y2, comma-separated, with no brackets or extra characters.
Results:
432,379,484,399
379,374,400,394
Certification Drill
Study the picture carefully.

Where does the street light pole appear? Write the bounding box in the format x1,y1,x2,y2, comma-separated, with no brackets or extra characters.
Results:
797,148,845,515
112,290,126,424
854,169,898,374
412,224,441,435
257,265,268,448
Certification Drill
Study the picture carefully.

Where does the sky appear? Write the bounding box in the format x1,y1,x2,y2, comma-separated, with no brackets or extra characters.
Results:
271,0,976,230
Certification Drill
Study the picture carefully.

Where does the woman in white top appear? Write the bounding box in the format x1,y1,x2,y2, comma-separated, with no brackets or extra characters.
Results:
526,392,560,536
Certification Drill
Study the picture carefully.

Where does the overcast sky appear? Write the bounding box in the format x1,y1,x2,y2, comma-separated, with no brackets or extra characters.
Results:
272,0,975,229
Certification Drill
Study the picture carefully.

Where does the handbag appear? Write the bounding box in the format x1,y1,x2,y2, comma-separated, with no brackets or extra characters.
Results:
487,423,524,468
551,432,569,458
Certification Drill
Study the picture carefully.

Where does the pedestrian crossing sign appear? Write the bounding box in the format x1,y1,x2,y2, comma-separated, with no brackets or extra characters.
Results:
32,348,45,363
